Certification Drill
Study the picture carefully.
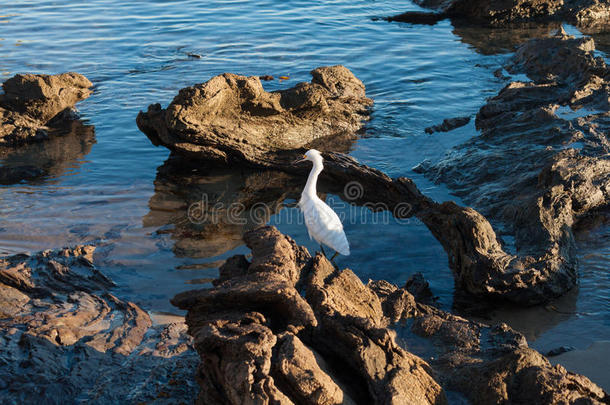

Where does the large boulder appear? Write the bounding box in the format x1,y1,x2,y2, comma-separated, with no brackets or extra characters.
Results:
137,65,372,167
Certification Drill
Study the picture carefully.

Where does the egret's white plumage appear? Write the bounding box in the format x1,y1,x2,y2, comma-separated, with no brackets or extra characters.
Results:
296,149,350,256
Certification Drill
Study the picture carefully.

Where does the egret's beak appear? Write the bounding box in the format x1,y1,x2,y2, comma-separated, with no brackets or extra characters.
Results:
293,155,307,165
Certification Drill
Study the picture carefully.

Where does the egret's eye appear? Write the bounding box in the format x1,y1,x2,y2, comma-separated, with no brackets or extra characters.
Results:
303,155,307,158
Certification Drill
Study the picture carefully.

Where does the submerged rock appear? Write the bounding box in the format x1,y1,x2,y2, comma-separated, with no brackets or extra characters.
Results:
173,226,609,404
424,116,470,134
0,73,92,146
137,65,372,167
0,246,198,403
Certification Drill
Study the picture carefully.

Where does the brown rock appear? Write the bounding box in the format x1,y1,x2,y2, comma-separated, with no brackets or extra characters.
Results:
174,226,609,404
0,72,92,146
173,226,448,404
137,65,372,166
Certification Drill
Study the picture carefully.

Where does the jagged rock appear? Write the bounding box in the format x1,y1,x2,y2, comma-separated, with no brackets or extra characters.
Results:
418,30,610,305
174,226,608,404
0,73,92,146
401,0,610,29
140,51,597,305
173,226,447,405
137,65,372,167
0,246,198,403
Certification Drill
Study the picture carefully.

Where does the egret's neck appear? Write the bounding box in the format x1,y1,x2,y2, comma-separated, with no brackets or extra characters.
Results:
303,160,323,198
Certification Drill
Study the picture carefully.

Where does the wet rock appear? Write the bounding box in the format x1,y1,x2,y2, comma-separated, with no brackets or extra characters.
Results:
137,65,372,167
424,116,470,134
0,246,198,403
174,226,608,404
546,345,576,357
139,54,595,305
419,30,610,305
0,73,92,146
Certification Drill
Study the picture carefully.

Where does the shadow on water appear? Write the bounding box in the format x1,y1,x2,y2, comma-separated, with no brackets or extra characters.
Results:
0,120,96,185
144,155,303,259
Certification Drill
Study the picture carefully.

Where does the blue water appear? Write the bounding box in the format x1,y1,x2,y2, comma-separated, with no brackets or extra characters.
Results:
0,0,608,386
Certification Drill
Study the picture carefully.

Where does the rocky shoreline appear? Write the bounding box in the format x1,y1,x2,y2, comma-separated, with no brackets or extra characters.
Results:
1,17,610,405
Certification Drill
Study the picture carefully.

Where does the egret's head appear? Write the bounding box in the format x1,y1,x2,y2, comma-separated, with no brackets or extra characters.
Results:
293,149,323,166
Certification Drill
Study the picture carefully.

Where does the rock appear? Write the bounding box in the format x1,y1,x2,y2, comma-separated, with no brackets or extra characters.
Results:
174,226,609,404
0,246,198,403
137,65,372,167
546,345,576,357
418,30,610,305
0,73,92,146
424,116,470,134
403,0,610,29
1,73,92,122
173,226,447,405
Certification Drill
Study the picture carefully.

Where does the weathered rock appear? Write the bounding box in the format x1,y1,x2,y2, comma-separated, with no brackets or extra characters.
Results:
0,246,198,404
418,30,610,305
401,0,610,29
137,65,372,167
174,226,608,404
424,116,470,134
173,226,447,405
0,73,92,146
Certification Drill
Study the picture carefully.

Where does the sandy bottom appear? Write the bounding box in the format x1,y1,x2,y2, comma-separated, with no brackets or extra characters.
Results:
550,341,610,392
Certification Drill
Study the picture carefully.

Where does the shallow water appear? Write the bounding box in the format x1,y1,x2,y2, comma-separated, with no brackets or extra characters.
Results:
0,0,608,389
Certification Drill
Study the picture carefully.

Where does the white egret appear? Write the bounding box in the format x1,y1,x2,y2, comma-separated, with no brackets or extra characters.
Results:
294,149,350,262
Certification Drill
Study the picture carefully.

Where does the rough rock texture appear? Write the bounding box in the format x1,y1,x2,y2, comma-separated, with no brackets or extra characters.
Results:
173,226,447,405
0,246,198,404
418,30,610,303
394,0,610,30
174,226,608,404
137,65,372,167
0,73,92,146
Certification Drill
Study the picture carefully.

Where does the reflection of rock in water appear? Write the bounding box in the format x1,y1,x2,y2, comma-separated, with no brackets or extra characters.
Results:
144,155,303,258
0,120,95,185
451,20,561,55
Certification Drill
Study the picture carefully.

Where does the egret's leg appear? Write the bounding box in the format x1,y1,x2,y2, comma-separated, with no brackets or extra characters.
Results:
330,252,339,262
320,244,327,258
330,251,340,271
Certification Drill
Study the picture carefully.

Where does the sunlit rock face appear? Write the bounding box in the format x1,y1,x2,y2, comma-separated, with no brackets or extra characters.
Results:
0,72,92,147
173,226,609,405
137,65,372,167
